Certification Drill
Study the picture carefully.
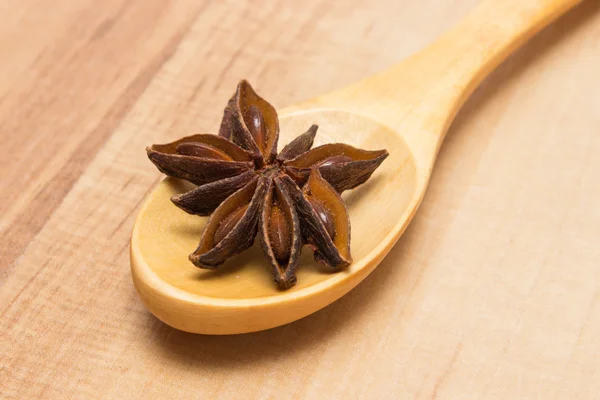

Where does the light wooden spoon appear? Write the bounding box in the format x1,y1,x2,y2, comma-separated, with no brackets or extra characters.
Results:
131,0,581,334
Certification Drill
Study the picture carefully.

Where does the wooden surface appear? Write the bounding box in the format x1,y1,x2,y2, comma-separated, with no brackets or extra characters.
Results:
1,0,600,398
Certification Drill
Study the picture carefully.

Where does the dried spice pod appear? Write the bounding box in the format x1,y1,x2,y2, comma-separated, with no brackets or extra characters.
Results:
146,152,253,186
284,143,389,192
258,176,303,289
220,80,280,165
147,134,254,186
303,169,352,267
150,133,254,161
171,170,257,216
277,170,352,269
146,80,386,288
218,94,237,140
176,143,233,161
277,124,318,161
189,175,267,268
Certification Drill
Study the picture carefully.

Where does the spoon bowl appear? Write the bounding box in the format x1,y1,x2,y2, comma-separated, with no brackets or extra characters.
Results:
131,0,580,334
131,109,421,333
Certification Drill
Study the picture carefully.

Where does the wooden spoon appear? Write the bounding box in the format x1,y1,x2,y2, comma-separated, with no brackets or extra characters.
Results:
131,0,581,334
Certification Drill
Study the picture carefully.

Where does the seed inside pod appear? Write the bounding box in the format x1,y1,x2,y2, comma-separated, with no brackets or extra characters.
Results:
316,154,352,169
283,143,389,193
246,104,266,151
307,197,335,239
176,143,233,161
214,204,249,245
268,204,292,264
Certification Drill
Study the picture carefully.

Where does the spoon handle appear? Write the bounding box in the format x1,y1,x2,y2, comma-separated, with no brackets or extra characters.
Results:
406,0,582,125
318,0,582,160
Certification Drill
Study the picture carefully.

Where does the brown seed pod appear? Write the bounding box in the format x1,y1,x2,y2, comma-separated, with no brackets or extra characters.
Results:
316,154,353,169
150,133,253,161
220,80,280,165
284,143,388,192
306,197,335,239
189,175,268,268
146,134,254,186
176,143,234,161
277,169,352,269
213,204,250,245
258,176,302,289
171,170,257,216
277,124,318,161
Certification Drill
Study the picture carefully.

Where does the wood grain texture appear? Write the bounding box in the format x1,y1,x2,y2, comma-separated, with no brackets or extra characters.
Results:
1,0,599,398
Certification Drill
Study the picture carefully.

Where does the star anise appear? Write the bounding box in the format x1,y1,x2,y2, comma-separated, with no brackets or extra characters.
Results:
146,80,388,289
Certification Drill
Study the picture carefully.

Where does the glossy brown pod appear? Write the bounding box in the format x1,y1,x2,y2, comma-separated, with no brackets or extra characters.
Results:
175,143,233,161
171,170,257,216
278,170,352,269
258,176,303,289
151,133,254,161
284,143,388,192
277,124,318,161
189,176,267,268
219,80,280,165
146,134,254,186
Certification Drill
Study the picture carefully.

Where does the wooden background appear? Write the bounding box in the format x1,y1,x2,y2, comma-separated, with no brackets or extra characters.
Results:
1,0,600,398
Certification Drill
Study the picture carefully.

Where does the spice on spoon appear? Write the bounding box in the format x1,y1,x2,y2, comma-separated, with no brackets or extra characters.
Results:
146,80,388,289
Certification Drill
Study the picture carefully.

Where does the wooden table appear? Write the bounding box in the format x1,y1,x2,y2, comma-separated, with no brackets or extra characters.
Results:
2,1,599,398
